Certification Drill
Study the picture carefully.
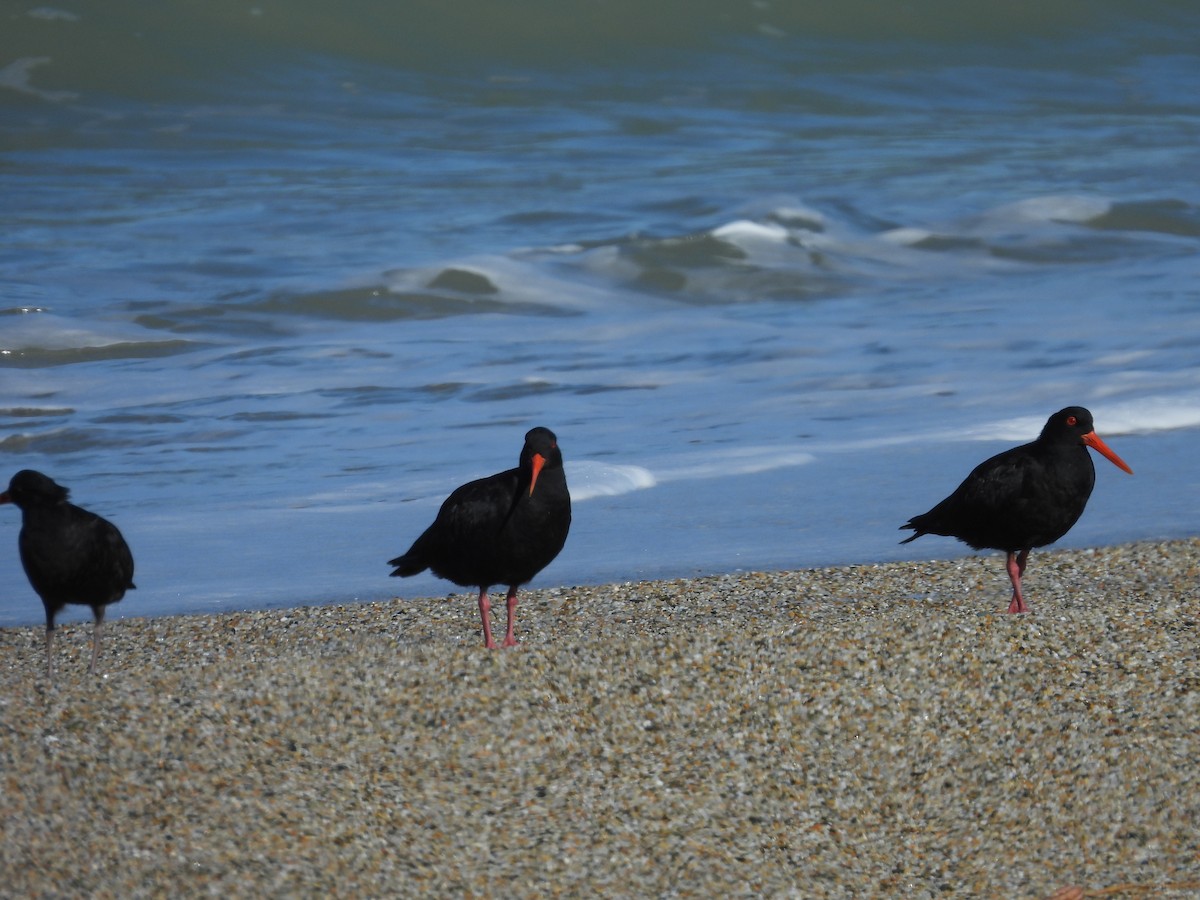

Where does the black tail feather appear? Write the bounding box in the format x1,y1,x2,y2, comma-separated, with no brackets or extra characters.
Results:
388,554,424,577
898,521,923,544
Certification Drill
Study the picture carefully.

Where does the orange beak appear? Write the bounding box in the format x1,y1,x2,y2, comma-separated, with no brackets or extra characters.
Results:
529,453,546,496
0,492,10,505
1082,431,1133,474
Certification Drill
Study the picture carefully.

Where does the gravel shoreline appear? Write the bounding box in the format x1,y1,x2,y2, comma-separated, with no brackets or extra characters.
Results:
2,539,1198,898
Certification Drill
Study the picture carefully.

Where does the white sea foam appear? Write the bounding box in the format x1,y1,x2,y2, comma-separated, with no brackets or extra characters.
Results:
770,205,828,229
653,446,816,482
567,461,657,501
710,220,791,244
1089,396,1200,436
879,227,934,245
381,254,622,314
989,195,1112,225
546,448,819,503
0,312,149,351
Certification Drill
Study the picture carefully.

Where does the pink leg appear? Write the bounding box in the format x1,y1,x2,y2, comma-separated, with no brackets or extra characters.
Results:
1005,550,1029,614
502,586,520,648
478,589,498,649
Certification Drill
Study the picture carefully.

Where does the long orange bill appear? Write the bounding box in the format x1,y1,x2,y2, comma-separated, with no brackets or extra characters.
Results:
1082,431,1133,474
529,453,546,496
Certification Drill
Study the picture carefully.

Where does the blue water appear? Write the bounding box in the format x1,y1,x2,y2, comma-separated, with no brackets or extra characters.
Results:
3,1,1200,626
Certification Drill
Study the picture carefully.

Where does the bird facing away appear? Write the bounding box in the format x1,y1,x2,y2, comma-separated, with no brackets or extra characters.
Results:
388,427,571,648
1,469,136,679
899,407,1132,614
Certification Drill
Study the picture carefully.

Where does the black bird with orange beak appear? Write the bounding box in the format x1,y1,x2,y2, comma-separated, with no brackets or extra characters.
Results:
389,427,571,647
900,407,1132,614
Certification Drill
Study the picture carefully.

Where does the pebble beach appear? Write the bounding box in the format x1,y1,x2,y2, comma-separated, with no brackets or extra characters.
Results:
2,540,1198,899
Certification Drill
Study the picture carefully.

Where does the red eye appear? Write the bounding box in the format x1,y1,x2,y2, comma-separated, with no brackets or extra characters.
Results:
1066,415,1077,426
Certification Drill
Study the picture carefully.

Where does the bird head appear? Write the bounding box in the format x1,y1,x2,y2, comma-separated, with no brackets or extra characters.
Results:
1,469,71,509
522,427,561,496
1050,407,1133,474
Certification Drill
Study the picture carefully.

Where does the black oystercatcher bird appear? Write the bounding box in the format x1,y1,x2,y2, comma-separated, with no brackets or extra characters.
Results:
1,469,136,679
900,407,1132,614
388,427,571,648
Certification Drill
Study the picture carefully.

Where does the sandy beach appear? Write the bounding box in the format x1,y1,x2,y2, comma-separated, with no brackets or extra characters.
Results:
2,539,1198,898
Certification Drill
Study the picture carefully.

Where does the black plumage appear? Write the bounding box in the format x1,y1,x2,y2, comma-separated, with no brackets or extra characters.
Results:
1,469,136,678
900,406,1132,613
389,427,571,647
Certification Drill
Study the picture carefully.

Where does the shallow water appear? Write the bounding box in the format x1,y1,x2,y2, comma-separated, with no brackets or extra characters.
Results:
3,1,1199,625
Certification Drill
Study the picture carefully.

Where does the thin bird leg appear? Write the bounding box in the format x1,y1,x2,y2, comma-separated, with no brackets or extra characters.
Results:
478,589,498,649
1016,548,1029,576
90,609,106,675
502,586,520,648
45,626,55,682
1005,551,1029,614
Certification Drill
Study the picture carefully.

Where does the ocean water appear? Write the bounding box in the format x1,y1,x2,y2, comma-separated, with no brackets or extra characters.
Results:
2,1,1199,627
